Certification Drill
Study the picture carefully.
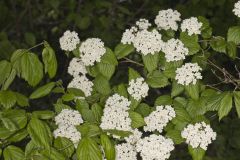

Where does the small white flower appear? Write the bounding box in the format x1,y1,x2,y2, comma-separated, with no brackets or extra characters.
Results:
125,129,142,145
55,109,83,126
136,134,174,160
175,63,202,85
59,30,80,51
79,38,106,66
136,18,152,30
127,77,149,101
144,105,175,133
121,26,138,45
133,29,163,55
233,1,240,17
53,124,81,147
68,57,87,77
181,17,202,36
100,94,132,135
68,75,93,97
181,122,217,150
116,143,137,160
162,38,189,62
155,9,181,31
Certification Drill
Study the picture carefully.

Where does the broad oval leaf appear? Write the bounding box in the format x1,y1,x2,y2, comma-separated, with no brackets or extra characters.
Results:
3,145,24,160
76,138,102,160
29,82,55,99
100,134,115,160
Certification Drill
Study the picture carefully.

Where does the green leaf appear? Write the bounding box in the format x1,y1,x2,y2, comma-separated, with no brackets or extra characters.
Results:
185,83,200,100
2,68,16,90
209,36,226,53
41,147,65,160
218,92,233,120
173,100,192,123
76,138,102,160
227,26,240,44
234,91,240,118
205,93,224,111
20,52,43,86
67,88,85,97
155,95,173,106
166,129,184,144
30,82,55,99
54,137,74,158
42,42,57,78
15,92,29,107
94,75,111,95
27,117,52,150
77,123,102,138
180,32,200,55
100,134,115,160
11,49,26,74
32,110,54,119
0,90,16,109
101,48,118,66
187,98,206,117
129,111,146,128
188,146,205,160
114,43,135,59
135,103,151,117
128,68,141,81
97,48,117,79
146,70,169,88
7,128,28,142
1,109,27,131
104,129,132,138
171,81,184,98
92,103,103,123
227,41,237,59
97,63,116,80
3,145,24,160
113,84,128,98
62,93,75,101
0,60,11,86
142,53,159,72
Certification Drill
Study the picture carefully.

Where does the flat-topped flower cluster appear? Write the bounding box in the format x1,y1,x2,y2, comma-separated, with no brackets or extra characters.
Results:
57,6,221,159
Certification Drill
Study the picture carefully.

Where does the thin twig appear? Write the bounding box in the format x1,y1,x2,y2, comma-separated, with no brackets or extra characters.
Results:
121,57,144,66
27,42,44,51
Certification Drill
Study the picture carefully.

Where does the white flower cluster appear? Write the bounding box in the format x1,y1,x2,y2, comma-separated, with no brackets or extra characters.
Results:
133,29,163,55
136,134,174,160
125,129,142,145
233,1,240,17
175,63,202,85
155,9,181,31
59,30,80,51
55,109,83,126
68,75,93,97
162,38,189,62
53,124,81,146
121,19,163,55
121,26,138,45
144,105,176,133
53,109,83,147
68,57,87,77
79,38,106,66
127,77,149,101
115,143,137,160
181,122,217,150
136,18,152,30
181,17,202,36
100,94,132,134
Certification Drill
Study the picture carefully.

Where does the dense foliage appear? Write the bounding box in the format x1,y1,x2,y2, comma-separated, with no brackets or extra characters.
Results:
1,0,240,160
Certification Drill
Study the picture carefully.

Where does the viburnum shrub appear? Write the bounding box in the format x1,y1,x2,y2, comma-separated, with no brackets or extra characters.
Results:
2,1,240,160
